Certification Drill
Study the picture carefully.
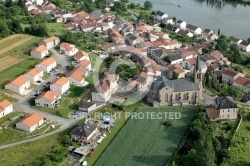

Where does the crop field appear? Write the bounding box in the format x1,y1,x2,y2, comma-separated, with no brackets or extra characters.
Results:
0,34,33,55
95,107,197,166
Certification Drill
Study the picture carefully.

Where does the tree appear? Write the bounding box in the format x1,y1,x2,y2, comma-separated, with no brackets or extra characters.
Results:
129,3,136,9
228,85,244,101
172,71,179,80
218,28,220,36
144,0,153,10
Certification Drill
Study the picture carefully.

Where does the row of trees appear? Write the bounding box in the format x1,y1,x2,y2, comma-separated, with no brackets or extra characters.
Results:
171,110,230,166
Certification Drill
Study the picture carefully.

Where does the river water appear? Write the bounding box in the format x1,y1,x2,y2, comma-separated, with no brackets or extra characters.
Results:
133,0,250,39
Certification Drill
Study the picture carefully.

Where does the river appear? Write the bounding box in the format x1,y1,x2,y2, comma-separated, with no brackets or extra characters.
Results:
133,0,250,39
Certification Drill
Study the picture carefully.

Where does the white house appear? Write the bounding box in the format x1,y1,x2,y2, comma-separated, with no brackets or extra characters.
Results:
74,51,90,62
30,45,49,59
24,67,44,83
66,68,85,86
60,42,78,56
156,11,168,20
176,20,186,29
239,40,250,52
35,90,61,108
16,113,44,133
5,75,30,95
40,36,60,49
74,60,92,71
186,24,202,35
35,57,57,73
0,100,13,118
92,74,119,102
50,77,70,95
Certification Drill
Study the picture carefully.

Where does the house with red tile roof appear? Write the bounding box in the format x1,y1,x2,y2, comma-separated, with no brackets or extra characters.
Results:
109,29,125,44
206,96,238,121
92,74,119,102
74,51,90,62
60,42,78,56
222,69,244,84
233,76,250,94
50,77,70,95
35,57,57,73
30,45,49,59
16,113,44,132
40,36,60,49
24,67,44,83
35,90,61,108
5,75,30,95
74,60,92,73
66,68,86,86
0,100,13,118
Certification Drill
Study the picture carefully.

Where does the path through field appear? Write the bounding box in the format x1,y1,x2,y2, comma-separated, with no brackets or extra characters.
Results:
0,34,33,55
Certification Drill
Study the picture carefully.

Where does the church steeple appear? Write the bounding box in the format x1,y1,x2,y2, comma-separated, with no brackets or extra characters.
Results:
193,55,202,84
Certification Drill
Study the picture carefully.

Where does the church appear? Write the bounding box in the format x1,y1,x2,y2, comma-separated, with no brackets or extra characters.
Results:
147,56,203,107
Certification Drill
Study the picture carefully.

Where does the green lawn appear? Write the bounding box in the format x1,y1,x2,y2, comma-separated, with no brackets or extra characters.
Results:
224,105,250,165
47,22,66,36
31,86,85,118
0,130,70,166
94,107,197,166
232,63,250,78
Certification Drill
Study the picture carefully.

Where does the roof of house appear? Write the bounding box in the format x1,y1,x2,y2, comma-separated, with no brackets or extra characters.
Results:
186,24,199,31
206,108,220,119
150,76,200,92
36,90,61,102
95,74,119,93
51,77,69,87
177,29,189,36
209,63,220,71
222,69,239,77
60,42,75,52
203,29,213,34
66,68,85,82
26,67,43,77
6,75,29,88
166,25,179,32
70,123,97,138
79,101,96,109
17,113,43,128
231,37,241,43
0,100,12,110
234,76,250,87
43,36,59,43
176,20,184,23
33,45,48,53
240,40,250,47
76,11,89,18
215,96,237,109
169,53,182,61
76,60,91,68
156,11,166,16
210,50,223,60
186,58,196,65
74,51,88,59
38,57,56,67
90,10,103,18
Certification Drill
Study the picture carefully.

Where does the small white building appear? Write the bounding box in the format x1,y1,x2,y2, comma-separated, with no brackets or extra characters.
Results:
176,20,186,29
0,100,13,118
60,42,78,56
24,67,44,83
30,45,49,59
35,90,61,108
186,24,202,35
5,75,30,95
35,57,57,73
16,113,44,133
239,40,250,52
156,11,168,20
50,77,70,95
40,36,60,49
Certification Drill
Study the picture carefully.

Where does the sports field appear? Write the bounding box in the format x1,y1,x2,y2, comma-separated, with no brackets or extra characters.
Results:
95,107,197,166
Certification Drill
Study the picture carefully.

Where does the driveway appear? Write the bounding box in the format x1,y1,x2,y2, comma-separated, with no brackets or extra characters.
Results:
202,91,217,106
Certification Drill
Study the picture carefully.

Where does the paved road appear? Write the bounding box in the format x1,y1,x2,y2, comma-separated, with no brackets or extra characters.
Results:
202,91,217,106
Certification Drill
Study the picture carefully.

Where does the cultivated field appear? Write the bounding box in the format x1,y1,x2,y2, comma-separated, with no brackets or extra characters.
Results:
0,34,33,55
95,107,197,166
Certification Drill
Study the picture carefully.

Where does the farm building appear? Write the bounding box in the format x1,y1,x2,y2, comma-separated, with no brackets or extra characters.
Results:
16,113,44,133
5,75,30,95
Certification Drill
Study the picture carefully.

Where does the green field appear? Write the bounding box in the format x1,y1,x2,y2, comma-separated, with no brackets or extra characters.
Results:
94,107,197,166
